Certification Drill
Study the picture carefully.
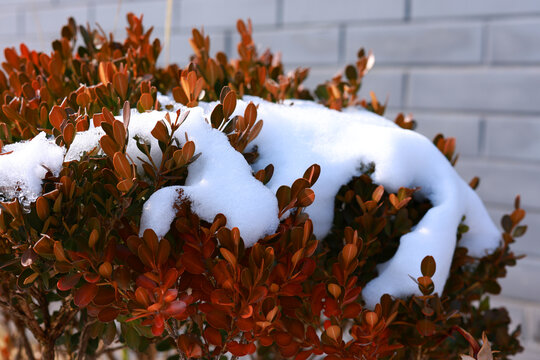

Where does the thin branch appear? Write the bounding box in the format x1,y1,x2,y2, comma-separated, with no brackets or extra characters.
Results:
77,318,97,360
95,345,125,358
0,298,45,342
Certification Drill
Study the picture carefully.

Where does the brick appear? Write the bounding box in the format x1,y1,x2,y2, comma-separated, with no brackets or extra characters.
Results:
180,0,277,29
24,5,87,36
456,158,540,211
301,67,403,107
408,69,540,113
514,346,540,360
525,298,540,344
346,23,482,65
165,32,226,67
490,19,540,64
91,0,169,33
236,26,340,66
301,66,341,89
358,70,404,107
413,112,480,156
488,207,540,258
499,257,540,302
411,0,540,18
489,296,526,336
283,0,404,24
485,117,540,161
0,10,18,36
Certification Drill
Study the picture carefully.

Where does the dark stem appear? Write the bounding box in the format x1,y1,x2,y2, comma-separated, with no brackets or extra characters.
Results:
77,318,96,360
41,339,56,360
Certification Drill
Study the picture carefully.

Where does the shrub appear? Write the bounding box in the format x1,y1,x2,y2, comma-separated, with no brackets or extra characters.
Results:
0,15,525,360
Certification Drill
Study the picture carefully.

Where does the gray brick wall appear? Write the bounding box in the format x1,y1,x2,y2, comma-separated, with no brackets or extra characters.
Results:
0,0,539,358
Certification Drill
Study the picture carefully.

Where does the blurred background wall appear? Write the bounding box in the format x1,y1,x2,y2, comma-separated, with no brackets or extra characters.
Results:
0,0,539,358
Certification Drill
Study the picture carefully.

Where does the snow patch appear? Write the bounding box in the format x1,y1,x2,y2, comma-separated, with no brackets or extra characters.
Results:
137,107,280,244
65,127,104,161
211,97,500,307
140,186,183,239
0,132,65,205
0,96,501,307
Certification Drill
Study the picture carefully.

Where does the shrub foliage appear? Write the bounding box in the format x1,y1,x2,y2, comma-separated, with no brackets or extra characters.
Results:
0,15,525,360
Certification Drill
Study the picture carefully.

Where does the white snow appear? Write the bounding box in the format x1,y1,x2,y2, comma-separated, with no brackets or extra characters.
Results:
137,107,280,243
0,132,65,205
202,96,500,307
0,96,501,308
65,127,104,161
139,186,183,239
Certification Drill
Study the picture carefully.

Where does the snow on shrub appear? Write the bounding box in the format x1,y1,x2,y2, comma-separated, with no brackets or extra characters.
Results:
0,15,525,360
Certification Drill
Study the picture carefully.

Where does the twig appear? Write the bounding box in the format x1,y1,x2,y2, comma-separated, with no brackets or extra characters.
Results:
77,318,97,360
0,297,45,342
95,345,125,358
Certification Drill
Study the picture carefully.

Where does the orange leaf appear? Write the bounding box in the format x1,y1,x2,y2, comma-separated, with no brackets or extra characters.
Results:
113,72,128,100
222,89,237,118
35,196,50,221
220,248,237,266
49,105,66,130
421,256,436,277
113,152,132,179
296,188,315,207
325,325,341,342
62,122,75,146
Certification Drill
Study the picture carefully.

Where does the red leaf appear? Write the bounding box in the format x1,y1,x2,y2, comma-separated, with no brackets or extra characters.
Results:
180,252,206,274
204,326,222,346
296,188,315,207
162,268,178,289
296,350,313,360
342,302,362,318
93,286,116,306
206,311,230,330
164,300,187,318
227,341,256,356
136,274,157,290
98,307,119,322
57,273,81,291
49,105,66,130
152,314,165,336
74,283,98,308
211,289,234,306
83,272,100,283
416,319,436,337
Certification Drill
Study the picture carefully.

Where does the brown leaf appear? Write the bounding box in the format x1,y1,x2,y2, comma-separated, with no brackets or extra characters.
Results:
98,307,120,323
222,89,237,119
57,273,82,291
341,244,358,267
139,93,154,111
220,248,237,266
35,196,50,221
151,120,169,143
421,256,436,277
74,283,98,308
325,325,341,342
62,123,75,146
296,188,315,207
113,152,132,179
113,72,128,100
303,164,320,186
416,319,435,337
49,105,66,130
53,241,69,263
